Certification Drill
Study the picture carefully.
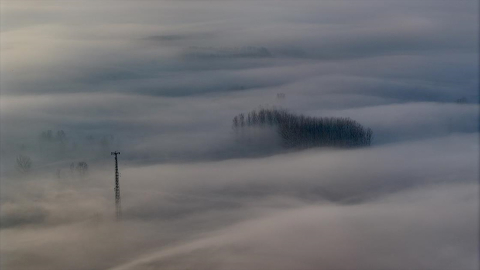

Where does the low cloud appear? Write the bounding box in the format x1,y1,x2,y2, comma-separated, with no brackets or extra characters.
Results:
1,134,478,269
1,0,478,269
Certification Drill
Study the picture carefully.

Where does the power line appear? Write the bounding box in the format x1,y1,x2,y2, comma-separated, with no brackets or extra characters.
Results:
111,151,121,220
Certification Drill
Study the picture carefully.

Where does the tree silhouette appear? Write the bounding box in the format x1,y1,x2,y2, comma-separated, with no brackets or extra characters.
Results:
15,155,32,174
39,130,54,142
55,130,66,142
76,161,88,177
233,109,373,148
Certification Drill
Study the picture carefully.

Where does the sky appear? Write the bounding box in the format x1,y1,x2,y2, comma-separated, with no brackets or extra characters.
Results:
0,0,479,270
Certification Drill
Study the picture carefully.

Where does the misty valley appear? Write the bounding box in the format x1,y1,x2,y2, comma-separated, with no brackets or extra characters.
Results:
0,1,478,270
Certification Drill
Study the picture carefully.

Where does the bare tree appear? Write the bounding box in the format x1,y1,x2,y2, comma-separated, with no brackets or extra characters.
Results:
76,161,88,177
16,155,32,174
55,130,66,142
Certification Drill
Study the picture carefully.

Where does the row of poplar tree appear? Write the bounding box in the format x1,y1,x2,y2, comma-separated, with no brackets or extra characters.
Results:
232,109,372,148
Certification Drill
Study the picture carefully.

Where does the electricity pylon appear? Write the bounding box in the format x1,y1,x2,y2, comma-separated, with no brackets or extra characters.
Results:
111,151,121,219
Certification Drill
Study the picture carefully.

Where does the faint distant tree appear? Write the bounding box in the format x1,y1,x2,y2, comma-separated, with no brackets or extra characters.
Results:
55,130,66,142
238,113,245,127
86,135,95,144
39,130,68,154
39,130,54,142
456,97,467,104
365,128,373,146
76,162,88,177
55,130,67,155
69,162,75,177
232,116,239,128
15,155,32,174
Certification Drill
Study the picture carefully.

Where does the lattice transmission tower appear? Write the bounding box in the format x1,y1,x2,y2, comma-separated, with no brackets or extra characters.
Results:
111,151,121,219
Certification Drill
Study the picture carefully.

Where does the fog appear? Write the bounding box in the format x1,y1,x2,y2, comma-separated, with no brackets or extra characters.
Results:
0,0,478,269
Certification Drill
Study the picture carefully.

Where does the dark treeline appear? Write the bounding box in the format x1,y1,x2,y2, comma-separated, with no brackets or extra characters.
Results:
233,109,372,148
